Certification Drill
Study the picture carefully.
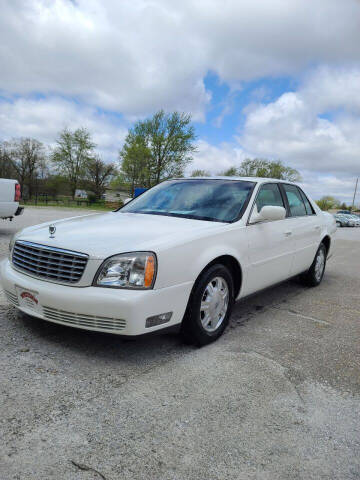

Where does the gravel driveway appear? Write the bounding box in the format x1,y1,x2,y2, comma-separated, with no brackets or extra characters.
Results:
1,207,359,480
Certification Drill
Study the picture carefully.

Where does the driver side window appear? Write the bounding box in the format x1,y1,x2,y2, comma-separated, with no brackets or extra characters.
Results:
256,183,285,212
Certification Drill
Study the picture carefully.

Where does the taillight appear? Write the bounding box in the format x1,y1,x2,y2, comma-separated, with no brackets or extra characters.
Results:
15,184,21,202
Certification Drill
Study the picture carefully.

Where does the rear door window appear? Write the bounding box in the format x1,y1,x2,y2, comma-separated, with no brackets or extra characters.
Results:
283,184,307,217
299,189,315,215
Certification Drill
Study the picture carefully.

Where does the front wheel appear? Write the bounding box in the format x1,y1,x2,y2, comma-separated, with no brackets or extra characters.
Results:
300,243,327,287
181,264,234,346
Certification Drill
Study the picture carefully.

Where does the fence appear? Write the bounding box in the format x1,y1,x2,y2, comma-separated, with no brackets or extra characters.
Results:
21,194,122,210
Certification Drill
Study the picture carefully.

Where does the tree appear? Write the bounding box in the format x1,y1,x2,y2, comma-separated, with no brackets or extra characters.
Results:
0,142,17,179
238,159,301,181
84,155,117,199
191,169,210,177
119,133,151,195
52,128,95,199
218,167,238,176
316,196,340,211
41,175,71,197
6,138,47,197
121,110,196,188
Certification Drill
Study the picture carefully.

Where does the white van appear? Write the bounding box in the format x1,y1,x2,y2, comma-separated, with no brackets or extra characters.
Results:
0,179,24,220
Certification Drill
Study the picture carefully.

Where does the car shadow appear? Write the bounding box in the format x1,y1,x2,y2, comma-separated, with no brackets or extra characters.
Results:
12,277,306,365
16,309,192,366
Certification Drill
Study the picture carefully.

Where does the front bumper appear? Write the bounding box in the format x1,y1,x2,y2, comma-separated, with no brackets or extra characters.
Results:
0,260,192,336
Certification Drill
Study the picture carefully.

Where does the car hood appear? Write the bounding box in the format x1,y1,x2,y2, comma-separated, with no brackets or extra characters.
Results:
16,211,225,259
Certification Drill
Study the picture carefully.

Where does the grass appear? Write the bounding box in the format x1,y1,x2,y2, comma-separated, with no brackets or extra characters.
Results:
20,201,120,211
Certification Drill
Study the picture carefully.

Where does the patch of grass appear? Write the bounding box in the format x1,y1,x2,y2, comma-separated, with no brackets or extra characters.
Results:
20,201,119,211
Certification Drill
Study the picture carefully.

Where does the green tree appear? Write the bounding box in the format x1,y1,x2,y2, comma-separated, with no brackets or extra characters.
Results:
41,175,71,197
218,167,238,176
191,169,210,177
84,155,117,199
52,128,95,199
316,196,340,211
119,134,151,195
121,110,196,188
238,159,301,181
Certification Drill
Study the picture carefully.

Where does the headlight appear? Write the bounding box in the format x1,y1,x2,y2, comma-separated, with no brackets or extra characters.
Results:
94,252,157,289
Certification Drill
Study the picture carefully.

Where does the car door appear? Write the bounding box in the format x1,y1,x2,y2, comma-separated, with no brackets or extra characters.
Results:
243,182,296,296
280,184,321,276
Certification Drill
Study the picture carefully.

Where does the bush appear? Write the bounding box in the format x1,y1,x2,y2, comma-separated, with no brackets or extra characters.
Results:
87,193,97,204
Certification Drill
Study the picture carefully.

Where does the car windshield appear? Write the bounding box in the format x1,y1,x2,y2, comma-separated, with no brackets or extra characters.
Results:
120,179,255,222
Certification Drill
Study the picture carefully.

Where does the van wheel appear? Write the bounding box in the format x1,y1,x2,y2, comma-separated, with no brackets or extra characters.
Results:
300,243,327,287
181,264,234,346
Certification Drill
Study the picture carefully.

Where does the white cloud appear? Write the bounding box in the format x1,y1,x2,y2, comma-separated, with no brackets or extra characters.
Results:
189,140,249,174
301,173,359,204
1,0,360,118
240,67,360,177
191,66,360,202
0,97,127,162
1,1,360,202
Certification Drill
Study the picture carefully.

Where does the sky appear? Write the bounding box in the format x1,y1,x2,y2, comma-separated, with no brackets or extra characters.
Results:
1,0,360,202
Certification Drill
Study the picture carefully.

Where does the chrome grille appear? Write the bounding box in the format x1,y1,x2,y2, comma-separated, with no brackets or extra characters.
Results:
43,307,126,331
12,241,88,284
5,290,19,306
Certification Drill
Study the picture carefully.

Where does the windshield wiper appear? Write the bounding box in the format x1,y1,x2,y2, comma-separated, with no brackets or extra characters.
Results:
122,210,228,223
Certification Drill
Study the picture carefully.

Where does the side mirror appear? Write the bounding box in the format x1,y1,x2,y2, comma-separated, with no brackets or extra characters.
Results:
251,205,286,224
123,197,132,205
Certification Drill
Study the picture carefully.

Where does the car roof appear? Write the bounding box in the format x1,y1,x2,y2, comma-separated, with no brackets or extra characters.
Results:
175,176,299,185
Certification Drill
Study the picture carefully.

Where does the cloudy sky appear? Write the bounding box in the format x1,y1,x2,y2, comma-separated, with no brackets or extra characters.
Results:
1,0,360,202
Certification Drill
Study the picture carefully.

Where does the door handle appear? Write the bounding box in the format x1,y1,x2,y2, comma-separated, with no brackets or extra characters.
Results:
284,231,292,236
314,225,321,230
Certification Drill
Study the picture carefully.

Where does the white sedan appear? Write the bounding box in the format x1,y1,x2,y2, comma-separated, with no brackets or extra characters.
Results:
0,177,336,345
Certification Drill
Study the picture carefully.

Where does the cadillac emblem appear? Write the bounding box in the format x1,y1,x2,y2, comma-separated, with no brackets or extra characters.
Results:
49,224,56,238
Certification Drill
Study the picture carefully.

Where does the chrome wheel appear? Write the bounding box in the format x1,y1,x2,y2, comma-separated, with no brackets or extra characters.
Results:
200,276,229,332
314,249,325,282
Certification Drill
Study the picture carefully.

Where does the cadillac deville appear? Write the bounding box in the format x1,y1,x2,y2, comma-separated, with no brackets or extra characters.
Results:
0,178,336,345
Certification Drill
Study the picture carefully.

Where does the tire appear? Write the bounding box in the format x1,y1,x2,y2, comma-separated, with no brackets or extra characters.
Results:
300,243,327,287
336,221,342,228
181,264,234,346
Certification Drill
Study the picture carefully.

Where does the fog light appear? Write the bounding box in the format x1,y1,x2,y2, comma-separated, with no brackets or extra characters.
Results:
145,312,172,328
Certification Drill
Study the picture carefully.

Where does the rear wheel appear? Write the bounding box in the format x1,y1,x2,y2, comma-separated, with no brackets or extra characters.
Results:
181,264,234,346
336,221,342,228
300,243,327,287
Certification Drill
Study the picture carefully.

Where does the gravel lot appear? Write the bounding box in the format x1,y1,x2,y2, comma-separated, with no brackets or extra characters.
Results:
1,207,359,480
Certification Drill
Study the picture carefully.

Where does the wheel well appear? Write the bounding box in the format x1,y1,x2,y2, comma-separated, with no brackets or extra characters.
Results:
204,255,242,298
321,235,331,255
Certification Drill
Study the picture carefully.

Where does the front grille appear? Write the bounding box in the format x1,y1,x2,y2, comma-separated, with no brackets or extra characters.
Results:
12,241,88,284
43,307,126,331
5,290,19,306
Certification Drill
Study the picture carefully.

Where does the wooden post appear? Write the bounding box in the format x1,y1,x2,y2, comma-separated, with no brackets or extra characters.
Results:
351,177,358,211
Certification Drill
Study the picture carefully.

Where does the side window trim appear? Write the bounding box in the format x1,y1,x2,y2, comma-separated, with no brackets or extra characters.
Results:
278,183,291,217
247,182,286,225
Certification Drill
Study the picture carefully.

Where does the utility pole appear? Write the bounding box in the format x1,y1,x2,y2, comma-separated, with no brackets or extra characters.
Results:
351,177,358,211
